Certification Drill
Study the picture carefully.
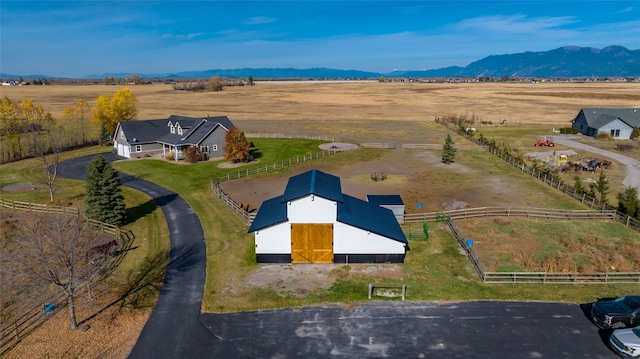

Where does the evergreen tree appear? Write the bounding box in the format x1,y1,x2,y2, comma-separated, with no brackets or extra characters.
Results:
594,170,610,204
617,186,640,219
573,175,584,196
85,155,126,226
99,120,111,145
441,133,457,164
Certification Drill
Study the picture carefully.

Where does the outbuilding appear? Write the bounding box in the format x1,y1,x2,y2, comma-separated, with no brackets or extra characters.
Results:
248,169,408,264
366,194,405,223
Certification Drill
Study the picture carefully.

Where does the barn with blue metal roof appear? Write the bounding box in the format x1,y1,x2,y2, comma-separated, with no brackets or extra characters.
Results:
248,169,408,264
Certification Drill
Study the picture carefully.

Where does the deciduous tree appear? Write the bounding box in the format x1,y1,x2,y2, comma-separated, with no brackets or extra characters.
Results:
2,213,116,329
85,155,126,226
207,76,223,92
224,128,252,163
61,99,90,144
91,87,139,135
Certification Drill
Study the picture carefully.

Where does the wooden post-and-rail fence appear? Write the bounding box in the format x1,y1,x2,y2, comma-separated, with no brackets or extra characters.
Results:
0,199,134,354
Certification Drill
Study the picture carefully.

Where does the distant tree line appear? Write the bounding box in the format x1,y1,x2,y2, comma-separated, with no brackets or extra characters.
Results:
172,76,256,92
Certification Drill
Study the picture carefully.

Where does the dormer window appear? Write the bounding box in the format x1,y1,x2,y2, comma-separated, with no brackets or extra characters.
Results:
177,125,183,135
170,124,175,134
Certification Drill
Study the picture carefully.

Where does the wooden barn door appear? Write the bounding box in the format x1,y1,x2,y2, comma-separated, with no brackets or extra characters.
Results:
291,224,334,263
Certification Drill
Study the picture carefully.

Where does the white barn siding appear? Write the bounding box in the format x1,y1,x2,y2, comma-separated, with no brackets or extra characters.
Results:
255,222,290,254
334,222,405,254
288,196,336,223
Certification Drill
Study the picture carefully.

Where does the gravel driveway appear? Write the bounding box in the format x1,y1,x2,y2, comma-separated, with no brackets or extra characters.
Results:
554,135,640,193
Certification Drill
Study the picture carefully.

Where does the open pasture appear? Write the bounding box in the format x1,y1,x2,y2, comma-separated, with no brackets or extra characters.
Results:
3,81,640,128
3,81,640,358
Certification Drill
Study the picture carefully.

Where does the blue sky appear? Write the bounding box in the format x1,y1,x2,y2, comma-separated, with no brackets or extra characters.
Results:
1,1,639,78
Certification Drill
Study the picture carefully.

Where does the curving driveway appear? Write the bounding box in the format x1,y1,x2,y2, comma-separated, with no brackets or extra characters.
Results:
554,135,640,192
58,153,216,357
59,153,620,358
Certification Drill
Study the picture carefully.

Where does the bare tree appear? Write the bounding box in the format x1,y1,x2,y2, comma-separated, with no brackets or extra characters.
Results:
38,129,61,203
2,213,117,329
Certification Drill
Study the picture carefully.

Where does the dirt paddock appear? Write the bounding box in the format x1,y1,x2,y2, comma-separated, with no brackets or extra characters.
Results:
221,143,536,215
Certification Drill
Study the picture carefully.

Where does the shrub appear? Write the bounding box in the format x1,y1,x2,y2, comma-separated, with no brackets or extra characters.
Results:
616,143,634,152
184,145,200,163
559,127,579,134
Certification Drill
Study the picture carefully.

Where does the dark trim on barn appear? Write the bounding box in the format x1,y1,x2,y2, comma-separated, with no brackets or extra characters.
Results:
334,253,405,264
256,254,292,264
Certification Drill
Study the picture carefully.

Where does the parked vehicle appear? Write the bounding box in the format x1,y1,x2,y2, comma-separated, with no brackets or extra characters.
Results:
610,327,640,358
591,296,640,329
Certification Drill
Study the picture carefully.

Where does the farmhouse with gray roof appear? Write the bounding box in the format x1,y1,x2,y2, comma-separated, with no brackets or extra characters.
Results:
113,115,235,159
571,108,640,139
248,169,408,264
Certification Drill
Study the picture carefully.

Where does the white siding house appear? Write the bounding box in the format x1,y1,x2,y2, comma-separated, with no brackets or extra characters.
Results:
249,169,408,264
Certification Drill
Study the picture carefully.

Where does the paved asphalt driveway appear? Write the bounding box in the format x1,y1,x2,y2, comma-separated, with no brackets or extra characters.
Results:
58,153,621,358
58,153,214,357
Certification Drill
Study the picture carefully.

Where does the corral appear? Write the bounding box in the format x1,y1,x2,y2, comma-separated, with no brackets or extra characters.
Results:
2,81,640,358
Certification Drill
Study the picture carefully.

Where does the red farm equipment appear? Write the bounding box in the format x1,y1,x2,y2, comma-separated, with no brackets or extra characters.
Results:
534,136,555,147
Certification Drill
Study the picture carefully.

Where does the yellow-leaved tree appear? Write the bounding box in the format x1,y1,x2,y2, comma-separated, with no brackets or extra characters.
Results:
61,99,91,144
91,87,139,135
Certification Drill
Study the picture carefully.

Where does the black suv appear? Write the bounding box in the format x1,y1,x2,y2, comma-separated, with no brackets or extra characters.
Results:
590,296,640,329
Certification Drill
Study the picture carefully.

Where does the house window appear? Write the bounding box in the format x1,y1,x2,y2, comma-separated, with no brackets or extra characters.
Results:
200,145,210,153
135,145,142,152
611,129,620,137
212,144,218,152
170,125,175,134
120,131,125,140
178,126,183,135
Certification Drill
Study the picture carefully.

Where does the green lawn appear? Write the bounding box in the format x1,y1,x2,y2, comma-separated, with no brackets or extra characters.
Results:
3,138,639,314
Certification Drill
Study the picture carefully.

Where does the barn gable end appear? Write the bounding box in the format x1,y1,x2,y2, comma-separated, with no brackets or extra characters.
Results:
249,169,408,264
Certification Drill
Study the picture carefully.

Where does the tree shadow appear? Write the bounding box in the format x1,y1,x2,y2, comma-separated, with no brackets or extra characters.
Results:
126,199,159,225
78,248,170,326
164,242,205,277
250,147,263,160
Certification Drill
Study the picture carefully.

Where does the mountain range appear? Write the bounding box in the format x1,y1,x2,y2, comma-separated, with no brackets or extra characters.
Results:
3,45,639,80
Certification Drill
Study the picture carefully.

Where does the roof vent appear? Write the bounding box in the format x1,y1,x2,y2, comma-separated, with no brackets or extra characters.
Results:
132,137,137,142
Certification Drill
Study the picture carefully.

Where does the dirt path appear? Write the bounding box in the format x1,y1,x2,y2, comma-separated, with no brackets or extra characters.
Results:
553,135,640,193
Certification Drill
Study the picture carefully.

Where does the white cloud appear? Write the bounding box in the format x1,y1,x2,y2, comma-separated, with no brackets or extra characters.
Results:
455,15,578,34
243,16,276,25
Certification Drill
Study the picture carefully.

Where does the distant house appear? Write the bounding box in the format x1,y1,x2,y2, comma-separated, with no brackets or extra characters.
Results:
113,115,235,159
248,169,409,264
571,108,640,139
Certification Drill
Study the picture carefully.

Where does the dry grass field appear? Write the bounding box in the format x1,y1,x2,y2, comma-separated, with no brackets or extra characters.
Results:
4,81,640,129
3,81,640,358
